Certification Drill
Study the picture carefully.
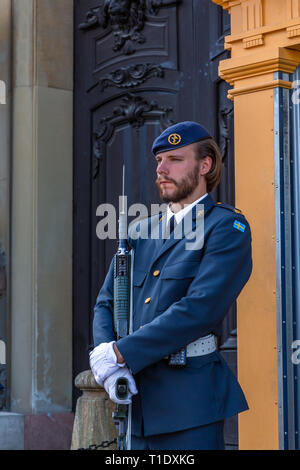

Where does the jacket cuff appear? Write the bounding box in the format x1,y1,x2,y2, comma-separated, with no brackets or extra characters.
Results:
115,337,141,374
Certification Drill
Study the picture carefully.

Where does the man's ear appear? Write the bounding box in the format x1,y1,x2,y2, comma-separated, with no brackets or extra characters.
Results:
200,156,213,175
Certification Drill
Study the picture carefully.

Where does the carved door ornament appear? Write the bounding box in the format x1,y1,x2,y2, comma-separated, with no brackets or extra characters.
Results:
93,92,174,178
218,103,233,162
79,0,181,55
100,63,164,90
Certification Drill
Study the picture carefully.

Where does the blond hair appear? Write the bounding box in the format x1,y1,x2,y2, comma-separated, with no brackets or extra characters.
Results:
193,138,222,193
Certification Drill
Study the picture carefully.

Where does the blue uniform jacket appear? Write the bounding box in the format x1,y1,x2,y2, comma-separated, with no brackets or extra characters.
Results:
93,193,252,436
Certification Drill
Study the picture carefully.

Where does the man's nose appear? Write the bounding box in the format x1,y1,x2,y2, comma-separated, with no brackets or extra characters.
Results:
157,159,169,175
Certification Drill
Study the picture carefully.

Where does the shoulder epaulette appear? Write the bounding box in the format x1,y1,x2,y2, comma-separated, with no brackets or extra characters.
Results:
215,201,244,215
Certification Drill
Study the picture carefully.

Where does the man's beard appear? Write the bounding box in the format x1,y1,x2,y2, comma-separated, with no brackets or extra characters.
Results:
156,161,200,203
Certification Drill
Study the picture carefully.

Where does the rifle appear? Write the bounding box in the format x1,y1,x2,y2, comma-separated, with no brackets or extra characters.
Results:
112,165,134,450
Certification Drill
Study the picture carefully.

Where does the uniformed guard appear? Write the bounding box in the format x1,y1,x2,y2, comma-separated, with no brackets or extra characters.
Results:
89,121,252,450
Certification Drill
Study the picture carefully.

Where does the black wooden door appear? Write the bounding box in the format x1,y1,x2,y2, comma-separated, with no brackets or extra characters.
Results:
74,0,237,448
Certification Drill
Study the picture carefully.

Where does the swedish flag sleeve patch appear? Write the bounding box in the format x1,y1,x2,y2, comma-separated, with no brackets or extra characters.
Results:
233,220,246,232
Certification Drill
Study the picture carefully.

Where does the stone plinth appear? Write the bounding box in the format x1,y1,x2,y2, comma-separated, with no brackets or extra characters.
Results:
71,370,117,450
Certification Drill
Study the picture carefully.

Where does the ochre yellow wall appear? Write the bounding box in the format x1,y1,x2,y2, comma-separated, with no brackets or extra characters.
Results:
212,0,300,449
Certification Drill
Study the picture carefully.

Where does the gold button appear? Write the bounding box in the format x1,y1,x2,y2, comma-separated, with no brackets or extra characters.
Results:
153,270,160,277
145,297,151,304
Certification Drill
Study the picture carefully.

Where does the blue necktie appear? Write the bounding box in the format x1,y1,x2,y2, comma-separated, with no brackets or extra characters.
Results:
164,215,176,242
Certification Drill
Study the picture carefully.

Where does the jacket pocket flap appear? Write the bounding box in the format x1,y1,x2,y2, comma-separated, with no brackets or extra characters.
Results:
133,270,147,286
161,261,199,280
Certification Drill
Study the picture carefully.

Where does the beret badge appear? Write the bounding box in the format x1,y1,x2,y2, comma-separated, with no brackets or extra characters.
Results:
168,133,182,145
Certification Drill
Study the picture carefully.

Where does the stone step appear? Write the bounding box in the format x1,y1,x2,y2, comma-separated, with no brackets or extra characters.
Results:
0,412,24,450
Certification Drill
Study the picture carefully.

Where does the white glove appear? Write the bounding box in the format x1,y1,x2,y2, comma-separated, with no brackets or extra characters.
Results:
89,341,125,387
104,367,138,405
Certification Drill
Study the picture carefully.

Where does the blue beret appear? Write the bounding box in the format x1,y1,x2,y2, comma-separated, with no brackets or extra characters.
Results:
152,121,211,156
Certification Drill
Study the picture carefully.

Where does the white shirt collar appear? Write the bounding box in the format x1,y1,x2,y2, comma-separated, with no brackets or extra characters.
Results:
166,193,208,225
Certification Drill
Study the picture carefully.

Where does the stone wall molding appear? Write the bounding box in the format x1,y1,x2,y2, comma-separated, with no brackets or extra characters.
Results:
218,47,300,98
220,47,300,82
212,0,300,52
227,78,293,99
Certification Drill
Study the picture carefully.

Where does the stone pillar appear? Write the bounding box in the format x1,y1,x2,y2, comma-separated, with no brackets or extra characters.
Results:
7,0,74,449
71,370,117,450
212,0,300,450
0,0,11,413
